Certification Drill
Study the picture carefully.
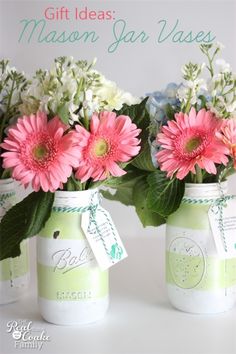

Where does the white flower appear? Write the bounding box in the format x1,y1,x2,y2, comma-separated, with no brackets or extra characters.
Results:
85,89,93,101
21,57,139,124
39,95,52,114
120,91,140,106
68,101,79,122
177,85,198,105
215,59,231,73
94,77,140,111
226,101,236,113
177,78,207,106
207,102,220,116
216,41,225,50
177,85,188,102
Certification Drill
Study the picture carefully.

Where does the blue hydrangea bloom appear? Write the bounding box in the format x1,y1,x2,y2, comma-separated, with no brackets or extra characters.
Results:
145,83,181,167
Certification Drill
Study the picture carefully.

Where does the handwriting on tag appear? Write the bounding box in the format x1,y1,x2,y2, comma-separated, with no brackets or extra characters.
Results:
208,197,236,259
81,207,128,270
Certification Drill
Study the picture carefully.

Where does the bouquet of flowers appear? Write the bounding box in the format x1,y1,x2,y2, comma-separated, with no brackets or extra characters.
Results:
0,56,147,260
104,43,236,226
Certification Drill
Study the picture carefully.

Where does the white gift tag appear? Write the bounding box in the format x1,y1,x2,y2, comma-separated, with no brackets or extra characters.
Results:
208,197,236,259
81,206,128,270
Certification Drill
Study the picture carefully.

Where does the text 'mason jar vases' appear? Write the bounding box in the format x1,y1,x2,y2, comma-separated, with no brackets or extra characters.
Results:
0,178,29,304
37,189,109,325
166,182,236,314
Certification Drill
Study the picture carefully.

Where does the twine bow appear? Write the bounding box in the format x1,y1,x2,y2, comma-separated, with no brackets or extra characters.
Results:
0,192,14,207
53,191,117,263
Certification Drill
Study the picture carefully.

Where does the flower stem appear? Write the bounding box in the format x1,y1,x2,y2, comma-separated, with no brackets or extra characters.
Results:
196,165,203,183
184,89,193,113
0,78,15,145
83,108,89,130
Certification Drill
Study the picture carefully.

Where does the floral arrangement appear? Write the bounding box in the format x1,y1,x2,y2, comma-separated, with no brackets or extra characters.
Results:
0,57,147,260
104,43,236,227
20,57,138,124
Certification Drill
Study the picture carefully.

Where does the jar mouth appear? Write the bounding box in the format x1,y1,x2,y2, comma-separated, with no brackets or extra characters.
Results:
184,181,228,198
54,188,100,208
0,178,14,186
185,181,228,188
55,188,98,197
0,178,14,185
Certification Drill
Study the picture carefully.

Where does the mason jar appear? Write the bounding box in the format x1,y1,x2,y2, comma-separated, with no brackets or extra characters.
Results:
0,178,29,305
166,182,236,314
37,189,109,325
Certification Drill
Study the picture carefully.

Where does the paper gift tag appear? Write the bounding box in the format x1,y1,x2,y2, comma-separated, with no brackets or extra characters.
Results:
81,206,128,270
208,197,236,259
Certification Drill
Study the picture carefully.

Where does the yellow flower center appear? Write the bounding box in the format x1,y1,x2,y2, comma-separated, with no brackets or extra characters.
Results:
185,137,202,153
93,138,109,157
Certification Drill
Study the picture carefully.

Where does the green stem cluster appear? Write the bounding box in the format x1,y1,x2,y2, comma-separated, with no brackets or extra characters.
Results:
0,78,15,145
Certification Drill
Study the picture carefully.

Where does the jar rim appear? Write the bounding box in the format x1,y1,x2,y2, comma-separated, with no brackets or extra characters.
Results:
0,178,14,185
55,188,98,197
185,181,227,188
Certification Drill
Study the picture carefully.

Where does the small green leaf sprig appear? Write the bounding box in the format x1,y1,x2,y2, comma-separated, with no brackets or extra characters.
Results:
0,60,28,177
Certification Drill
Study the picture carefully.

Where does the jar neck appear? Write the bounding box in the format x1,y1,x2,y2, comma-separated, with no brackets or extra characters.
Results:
184,182,228,199
0,178,15,194
54,189,100,208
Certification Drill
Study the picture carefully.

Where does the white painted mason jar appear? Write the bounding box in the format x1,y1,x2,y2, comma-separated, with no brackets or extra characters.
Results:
0,178,29,304
166,182,236,314
37,189,109,325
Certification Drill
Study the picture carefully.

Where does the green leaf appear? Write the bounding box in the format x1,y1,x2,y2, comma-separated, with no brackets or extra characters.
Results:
101,189,134,206
198,95,207,110
164,103,176,120
0,191,54,260
132,140,156,172
57,104,70,124
101,171,144,206
0,168,11,179
115,98,153,173
133,177,166,227
147,170,185,217
114,97,149,130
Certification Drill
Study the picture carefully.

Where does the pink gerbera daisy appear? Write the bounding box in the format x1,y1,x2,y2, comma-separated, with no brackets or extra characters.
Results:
217,119,236,168
1,112,81,192
74,111,141,182
156,108,229,180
